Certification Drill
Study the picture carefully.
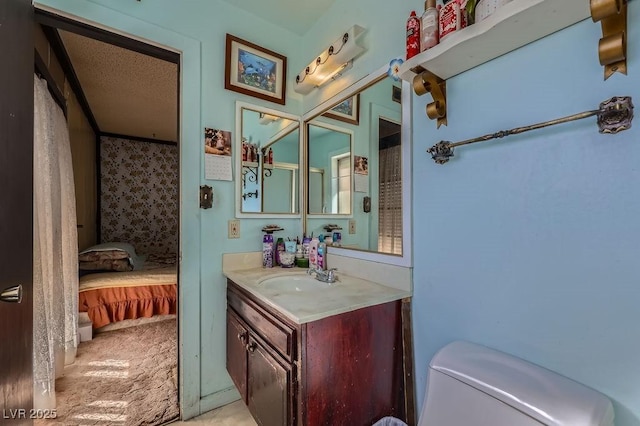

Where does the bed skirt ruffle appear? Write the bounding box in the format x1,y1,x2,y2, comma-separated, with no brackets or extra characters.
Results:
79,284,177,329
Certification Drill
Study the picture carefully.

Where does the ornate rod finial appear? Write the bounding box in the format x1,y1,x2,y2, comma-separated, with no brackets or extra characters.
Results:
598,96,633,133
427,141,454,164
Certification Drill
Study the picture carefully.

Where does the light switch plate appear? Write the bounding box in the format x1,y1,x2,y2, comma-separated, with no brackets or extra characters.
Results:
228,220,240,239
348,219,356,234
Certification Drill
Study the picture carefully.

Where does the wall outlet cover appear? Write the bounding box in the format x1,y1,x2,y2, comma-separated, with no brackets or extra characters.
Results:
348,219,356,234
228,219,240,239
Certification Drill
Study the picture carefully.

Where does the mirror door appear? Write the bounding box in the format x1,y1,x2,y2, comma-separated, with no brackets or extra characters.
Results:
306,122,353,215
235,103,301,217
303,67,411,265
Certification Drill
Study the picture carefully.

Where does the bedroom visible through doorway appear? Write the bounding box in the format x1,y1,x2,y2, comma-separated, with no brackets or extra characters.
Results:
34,10,180,425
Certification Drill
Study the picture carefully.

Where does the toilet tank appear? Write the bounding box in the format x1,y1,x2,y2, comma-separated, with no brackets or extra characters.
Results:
419,341,614,426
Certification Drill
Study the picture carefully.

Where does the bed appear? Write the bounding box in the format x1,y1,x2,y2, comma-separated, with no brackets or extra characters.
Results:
78,243,177,329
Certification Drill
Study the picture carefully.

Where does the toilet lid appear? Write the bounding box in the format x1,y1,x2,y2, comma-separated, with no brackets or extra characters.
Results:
429,341,614,426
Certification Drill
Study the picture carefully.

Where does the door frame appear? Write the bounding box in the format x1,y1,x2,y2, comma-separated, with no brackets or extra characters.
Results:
33,2,204,419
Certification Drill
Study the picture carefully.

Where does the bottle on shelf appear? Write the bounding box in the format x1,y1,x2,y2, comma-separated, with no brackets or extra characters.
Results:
439,0,464,42
406,10,421,60
421,0,439,52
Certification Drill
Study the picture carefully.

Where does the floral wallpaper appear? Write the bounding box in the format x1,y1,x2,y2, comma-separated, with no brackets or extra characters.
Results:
100,136,178,255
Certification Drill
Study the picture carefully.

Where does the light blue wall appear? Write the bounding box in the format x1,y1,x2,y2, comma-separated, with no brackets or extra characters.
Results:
412,7,640,426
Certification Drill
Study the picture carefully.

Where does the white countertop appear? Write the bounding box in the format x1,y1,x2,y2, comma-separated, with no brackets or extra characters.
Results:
224,266,411,324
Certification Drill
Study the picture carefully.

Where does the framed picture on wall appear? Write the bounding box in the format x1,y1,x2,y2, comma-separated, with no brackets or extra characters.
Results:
323,94,360,125
224,34,287,105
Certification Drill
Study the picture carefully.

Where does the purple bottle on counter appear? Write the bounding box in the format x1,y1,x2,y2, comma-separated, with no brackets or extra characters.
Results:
263,234,274,268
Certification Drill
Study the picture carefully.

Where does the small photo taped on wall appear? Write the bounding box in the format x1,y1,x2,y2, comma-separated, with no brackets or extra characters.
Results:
204,128,232,156
354,155,368,175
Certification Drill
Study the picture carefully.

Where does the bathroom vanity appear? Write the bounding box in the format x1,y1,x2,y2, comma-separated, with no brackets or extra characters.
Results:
225,267,411,426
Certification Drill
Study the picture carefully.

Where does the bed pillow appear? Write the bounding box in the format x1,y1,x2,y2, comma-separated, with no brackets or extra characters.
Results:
79,242,140,271
78,258,133,272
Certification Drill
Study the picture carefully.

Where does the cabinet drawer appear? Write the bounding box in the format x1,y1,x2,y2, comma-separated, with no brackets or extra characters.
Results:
228,284,296,361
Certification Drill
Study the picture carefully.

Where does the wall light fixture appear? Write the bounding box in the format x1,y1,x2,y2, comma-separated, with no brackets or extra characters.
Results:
294,25,366,95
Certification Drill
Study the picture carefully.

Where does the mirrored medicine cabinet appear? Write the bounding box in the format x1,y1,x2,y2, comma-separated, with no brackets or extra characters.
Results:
303,64,413,267
234,102,302,218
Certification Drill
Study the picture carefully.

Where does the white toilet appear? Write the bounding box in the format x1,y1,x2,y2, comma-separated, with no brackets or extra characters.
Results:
383,340,614,426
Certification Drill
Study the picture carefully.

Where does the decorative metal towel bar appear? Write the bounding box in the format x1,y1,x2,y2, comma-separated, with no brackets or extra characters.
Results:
427,96,634,164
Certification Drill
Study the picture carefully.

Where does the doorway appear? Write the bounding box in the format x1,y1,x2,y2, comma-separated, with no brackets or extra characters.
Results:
34,9,181,424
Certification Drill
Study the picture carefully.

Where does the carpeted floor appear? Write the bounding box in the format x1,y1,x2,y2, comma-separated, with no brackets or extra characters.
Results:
39,318,179,426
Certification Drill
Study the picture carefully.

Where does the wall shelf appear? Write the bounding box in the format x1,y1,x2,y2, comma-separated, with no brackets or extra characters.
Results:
398,0,590,83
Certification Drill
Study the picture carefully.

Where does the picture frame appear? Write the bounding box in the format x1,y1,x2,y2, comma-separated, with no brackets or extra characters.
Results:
225,34,287,105
323,94,360,125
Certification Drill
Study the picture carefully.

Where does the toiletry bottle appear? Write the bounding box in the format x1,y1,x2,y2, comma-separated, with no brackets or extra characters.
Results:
406,11,421,60
317,235,327,271
302,235,311,260
332,231,342,247
285,240,297,254
308,236,319,270
420,0,439,52
275,237,285,266
262,233,274,268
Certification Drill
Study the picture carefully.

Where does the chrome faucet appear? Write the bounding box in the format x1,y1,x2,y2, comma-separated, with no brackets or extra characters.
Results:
307,267,338,283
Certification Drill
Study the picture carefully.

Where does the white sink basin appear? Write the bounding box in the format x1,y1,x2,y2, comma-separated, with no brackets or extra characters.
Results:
258,274,334,292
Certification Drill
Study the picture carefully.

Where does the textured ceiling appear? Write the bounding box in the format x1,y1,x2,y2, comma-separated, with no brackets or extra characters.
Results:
219,0,336,35
59,30,178,142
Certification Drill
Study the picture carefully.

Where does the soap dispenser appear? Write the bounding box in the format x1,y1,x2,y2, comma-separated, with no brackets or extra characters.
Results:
308,236,319,270
317,234,327,271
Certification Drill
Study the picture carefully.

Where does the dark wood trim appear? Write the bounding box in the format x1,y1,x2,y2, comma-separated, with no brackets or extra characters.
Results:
34,48,67,117
35,9,180,64
100,132,177,146
40,25,100,136
401,297,416,425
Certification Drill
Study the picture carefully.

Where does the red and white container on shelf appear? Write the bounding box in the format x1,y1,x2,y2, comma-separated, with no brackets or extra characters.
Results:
406,10,421,59
439,0,467,42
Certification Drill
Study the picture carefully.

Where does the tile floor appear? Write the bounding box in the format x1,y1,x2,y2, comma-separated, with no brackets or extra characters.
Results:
169,400,257,425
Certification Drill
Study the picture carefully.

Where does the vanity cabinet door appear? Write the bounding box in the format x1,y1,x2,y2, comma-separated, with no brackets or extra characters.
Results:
227,309,248,402
247,336,293,426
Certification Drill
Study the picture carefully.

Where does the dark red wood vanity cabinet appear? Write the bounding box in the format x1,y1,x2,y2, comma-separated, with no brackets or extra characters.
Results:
226,279,406,426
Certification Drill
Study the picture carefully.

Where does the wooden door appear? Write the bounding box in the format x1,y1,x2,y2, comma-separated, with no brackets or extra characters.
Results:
0,0,35,422
247,337,291,426
226,309,248,402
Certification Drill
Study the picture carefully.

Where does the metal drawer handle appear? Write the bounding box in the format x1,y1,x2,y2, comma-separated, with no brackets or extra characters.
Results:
237,332,247,343
246,341,257,353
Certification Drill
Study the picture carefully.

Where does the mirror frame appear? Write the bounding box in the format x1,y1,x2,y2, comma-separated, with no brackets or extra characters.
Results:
306,120,354,218
235,101,304,218
301,65,413,267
